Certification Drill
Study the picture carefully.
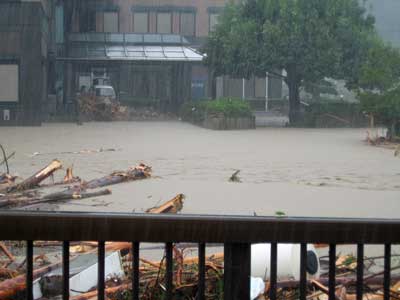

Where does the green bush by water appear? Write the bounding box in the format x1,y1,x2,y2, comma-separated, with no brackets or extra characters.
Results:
180,98,252,124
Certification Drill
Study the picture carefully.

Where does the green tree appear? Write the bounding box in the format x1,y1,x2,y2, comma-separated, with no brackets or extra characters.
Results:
204,0,376,124
357,40,400,139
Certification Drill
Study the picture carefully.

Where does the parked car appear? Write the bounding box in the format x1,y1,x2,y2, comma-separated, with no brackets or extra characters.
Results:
94,85,117,102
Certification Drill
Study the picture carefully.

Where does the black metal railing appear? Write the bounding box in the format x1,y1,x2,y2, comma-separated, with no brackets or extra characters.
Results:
0,211,400,300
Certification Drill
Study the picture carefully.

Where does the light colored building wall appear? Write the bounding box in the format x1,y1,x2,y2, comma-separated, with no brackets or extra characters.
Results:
113,0,227,36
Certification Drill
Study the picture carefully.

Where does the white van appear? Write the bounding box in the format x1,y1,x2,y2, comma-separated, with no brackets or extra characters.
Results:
94,85,117,102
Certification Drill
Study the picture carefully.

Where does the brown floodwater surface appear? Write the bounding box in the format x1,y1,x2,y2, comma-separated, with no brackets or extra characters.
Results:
1,121,399,217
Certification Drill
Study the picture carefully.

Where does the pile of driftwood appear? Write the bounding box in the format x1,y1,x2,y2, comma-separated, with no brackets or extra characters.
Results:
1,239,400,300
0,159,152,209
0,194,187,300
366,131,400,156
78,93,128,122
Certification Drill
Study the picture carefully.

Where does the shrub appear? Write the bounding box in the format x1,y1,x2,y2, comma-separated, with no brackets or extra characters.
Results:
302,101,366,127
180,98,252,123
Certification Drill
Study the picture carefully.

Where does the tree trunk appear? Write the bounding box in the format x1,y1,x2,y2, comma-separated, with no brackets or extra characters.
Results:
386,120,400,141
7,160,62,192
286,72,301,125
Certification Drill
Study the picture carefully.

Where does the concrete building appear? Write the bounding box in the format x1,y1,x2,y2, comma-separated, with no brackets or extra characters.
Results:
0,0,54,125
55,0,283,116
55,0,225,115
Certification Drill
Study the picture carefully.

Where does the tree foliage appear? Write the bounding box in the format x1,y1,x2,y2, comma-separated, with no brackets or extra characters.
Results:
356,40,400,138
204,0,376,124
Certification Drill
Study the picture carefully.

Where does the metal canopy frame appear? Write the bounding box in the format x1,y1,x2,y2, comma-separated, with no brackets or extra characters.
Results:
61,33,203,62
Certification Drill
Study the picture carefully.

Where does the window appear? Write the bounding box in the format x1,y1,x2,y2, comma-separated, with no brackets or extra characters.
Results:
103,12,118,32
157,12,172,34
209,13,219,32
180,12,195,36
0,64,19,102
255,77,266,98
133,12,149,33
79,9,96,32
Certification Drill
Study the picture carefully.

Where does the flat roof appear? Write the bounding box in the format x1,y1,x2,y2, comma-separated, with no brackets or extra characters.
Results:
59,45,203,62
59,33,204,62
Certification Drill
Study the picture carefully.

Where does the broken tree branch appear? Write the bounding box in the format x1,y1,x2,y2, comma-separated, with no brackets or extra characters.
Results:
0,243,14,262
83,163,151,189
146,194,184,214
0,188,111,208
0,145,9,174
0,152,15,169
8,159,62,192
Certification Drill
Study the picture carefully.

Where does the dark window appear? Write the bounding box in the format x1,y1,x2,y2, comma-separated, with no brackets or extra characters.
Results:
79,9,96,32
180,12,195,36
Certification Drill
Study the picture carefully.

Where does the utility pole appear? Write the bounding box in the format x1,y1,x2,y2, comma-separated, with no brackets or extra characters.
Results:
265,72,269,112
242,78,245,100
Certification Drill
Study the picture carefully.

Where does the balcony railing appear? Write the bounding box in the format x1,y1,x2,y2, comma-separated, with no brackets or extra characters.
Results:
0,211,399,300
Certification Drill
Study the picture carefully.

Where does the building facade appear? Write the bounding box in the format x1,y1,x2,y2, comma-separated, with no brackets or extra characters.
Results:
56,0,283,117
0,0,53,125
55,0,229,115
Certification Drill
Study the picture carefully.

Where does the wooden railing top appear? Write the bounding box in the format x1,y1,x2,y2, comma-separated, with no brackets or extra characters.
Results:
0,211,399,243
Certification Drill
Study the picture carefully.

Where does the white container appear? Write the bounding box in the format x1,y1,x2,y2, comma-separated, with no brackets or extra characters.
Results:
250,277,266,300
251,244,320,280
69,251,125,296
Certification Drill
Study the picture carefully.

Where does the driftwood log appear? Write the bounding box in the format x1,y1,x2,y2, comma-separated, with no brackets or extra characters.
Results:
0,188,111,208
7,159,62,192
146,194,184,214
84,164,151,189
0,189,182,298
0,260,64,299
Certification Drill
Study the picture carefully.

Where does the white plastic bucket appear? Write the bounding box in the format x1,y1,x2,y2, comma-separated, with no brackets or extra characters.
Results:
251,244,320,280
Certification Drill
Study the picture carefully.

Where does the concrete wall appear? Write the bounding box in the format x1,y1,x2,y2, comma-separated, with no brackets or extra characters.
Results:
0,2,48,125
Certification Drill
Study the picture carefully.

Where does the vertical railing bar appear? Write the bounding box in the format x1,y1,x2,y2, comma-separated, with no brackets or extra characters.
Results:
132,242,140,300
224,243,232,300
270,242,278,300
329,244,336,300
26,240,33,300
300,243,307,300
165,242,173,300
384,244,391,300
98,241,105,300
198,243,206,300
63,241,70,300
356,244,364,300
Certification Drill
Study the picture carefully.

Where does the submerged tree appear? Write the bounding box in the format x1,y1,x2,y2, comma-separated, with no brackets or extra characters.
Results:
204,0,376,124
357,40,400,139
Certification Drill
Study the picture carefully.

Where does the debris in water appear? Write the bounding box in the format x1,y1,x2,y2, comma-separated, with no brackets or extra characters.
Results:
146,194,185,214
0,161,152,209
29,148,120,157
275,211,287,218
229,170,241,182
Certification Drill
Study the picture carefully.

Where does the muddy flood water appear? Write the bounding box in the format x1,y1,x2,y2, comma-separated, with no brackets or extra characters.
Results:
1,121,399,218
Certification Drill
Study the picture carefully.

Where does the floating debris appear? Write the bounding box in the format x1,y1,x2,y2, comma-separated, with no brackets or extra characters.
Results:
229,170,241,182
